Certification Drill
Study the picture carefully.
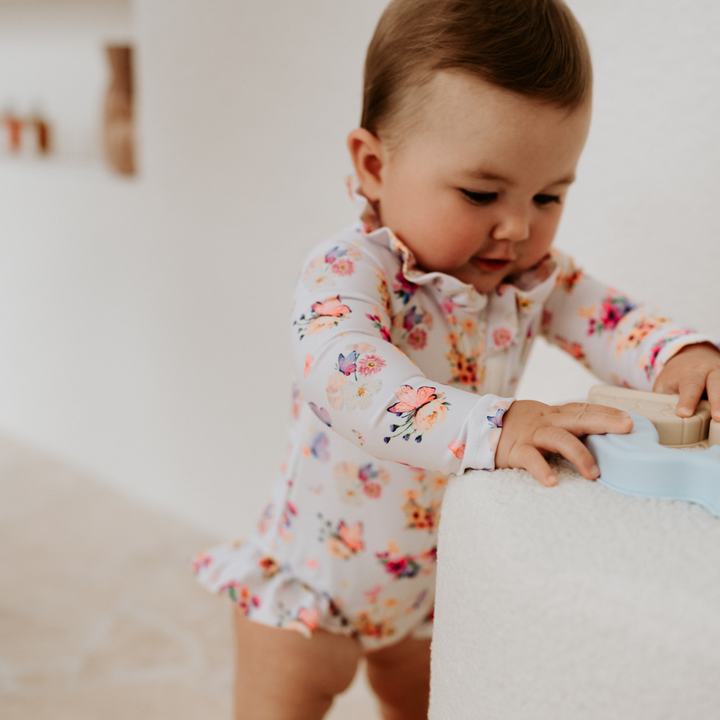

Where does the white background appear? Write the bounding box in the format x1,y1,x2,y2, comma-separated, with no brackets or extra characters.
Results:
0,0,718,538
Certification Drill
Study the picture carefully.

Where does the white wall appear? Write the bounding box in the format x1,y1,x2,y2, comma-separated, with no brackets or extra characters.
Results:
130,0,391,536
0,0,718,539
0,0,133,159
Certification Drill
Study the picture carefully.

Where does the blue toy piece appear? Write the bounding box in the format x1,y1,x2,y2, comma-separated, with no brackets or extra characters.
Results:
585,411,720,517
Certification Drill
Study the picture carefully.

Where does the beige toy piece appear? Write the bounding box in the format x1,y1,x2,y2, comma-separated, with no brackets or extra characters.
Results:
587,384,720,449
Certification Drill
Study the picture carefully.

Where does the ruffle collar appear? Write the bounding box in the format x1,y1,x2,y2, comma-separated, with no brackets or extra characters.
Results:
346,177,561,320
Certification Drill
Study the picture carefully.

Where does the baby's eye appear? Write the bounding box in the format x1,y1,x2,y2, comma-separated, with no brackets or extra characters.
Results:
533,194,561,206
460,189,498,204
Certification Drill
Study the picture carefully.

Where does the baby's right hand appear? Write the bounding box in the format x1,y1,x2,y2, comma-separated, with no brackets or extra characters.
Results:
494,400,633,487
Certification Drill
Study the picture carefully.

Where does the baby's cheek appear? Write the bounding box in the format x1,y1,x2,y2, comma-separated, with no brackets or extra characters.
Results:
431,232,481,271
522,227,557,267
407,237,468,273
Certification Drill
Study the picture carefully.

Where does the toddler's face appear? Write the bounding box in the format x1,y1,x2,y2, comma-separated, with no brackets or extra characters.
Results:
359,72,591,293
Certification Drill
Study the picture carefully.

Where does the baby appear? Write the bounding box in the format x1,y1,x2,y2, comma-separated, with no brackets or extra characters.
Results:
195,1,720,718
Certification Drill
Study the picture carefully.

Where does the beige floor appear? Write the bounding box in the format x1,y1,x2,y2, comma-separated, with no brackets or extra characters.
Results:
0,434,379,719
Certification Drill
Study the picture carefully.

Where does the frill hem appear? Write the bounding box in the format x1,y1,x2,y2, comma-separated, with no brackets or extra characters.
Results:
193,539,353,640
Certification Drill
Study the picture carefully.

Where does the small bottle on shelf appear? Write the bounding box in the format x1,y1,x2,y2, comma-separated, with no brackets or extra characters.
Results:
34,116,51,154
1,104,52,157
29,106,52,155
2,109,22,154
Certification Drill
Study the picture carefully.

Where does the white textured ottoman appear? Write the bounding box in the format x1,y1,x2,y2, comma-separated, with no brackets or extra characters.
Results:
429,461,720,720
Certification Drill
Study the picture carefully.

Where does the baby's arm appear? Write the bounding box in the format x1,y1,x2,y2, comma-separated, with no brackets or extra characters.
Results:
291,236,510,475
542,251,718,411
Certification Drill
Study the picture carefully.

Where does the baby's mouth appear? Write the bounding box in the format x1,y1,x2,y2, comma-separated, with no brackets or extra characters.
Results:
473,257,513,273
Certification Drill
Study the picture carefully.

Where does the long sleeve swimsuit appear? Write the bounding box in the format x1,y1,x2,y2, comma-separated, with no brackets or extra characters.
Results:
194,186,714,650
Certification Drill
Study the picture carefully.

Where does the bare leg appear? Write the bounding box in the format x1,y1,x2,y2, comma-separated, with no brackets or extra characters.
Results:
233,607,362,720
365,635,431,720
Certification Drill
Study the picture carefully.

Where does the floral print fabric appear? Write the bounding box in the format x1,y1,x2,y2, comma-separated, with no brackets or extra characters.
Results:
194,185,714,650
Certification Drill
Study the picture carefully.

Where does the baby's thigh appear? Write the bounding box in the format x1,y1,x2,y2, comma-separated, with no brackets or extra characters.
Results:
233,607,361,720
365,635,431,720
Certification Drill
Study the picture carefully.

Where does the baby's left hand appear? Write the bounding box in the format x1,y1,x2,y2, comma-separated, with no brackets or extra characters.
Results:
653,342,720,421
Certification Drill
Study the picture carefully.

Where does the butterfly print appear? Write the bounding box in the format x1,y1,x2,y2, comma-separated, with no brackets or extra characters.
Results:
309,402,332,427
384,386,450,444
311,433,329,461
336,351,358,376
312,296,351,317
388,386,438,415
486,408,506,429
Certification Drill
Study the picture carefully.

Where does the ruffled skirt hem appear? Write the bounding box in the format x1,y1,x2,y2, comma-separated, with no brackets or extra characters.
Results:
193,539,354,640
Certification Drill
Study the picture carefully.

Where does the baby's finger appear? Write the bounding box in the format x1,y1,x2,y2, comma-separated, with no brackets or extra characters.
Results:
675,373,706,418
515,444,558,487
708,369,720,422
559,402,630,418
535,426,600,480
550,405,633,437
653,373,677,396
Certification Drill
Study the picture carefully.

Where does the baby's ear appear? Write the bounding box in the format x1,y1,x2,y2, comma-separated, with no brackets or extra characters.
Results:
346,128,385,201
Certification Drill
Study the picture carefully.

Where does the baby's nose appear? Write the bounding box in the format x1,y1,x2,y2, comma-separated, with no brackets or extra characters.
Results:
491,213,530,243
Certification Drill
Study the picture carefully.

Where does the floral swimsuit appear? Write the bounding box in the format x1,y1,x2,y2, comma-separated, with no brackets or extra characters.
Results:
194,184,713,650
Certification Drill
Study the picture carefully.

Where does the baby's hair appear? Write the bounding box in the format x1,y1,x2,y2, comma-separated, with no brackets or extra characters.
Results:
361,0,592,146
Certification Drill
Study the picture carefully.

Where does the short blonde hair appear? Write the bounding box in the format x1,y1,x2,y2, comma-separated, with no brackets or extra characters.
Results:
362,0,592,143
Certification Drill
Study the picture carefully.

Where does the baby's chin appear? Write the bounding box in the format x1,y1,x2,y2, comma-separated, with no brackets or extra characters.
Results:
447,264,512,295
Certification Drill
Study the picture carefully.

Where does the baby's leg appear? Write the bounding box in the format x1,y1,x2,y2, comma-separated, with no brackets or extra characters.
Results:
233,607,361,720
365,635,431,720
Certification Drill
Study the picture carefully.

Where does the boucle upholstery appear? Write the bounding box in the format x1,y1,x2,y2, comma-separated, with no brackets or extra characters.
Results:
429,460,720,720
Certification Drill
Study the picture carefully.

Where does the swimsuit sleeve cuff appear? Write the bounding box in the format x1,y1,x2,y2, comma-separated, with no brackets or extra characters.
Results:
461,394,516,473
655,334,718,375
